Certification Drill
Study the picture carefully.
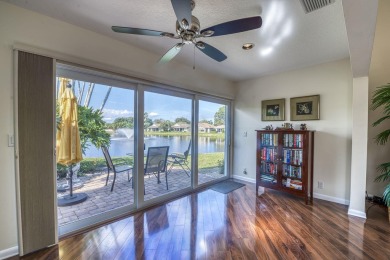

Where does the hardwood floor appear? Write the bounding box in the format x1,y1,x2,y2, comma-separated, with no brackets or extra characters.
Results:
15,181,390,260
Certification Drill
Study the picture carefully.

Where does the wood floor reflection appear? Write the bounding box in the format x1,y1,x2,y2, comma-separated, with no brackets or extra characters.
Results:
19,181,390,259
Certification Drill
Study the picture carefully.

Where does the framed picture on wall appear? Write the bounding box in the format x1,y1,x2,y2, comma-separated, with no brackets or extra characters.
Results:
290,95,320,121
261,98,285,121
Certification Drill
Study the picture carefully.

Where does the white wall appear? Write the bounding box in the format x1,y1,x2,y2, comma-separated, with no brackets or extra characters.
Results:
0,2,234,253
234,59,353,203
367,0,390,197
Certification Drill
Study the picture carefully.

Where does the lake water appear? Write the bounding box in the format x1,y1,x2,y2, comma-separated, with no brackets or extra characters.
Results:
85,135,225,158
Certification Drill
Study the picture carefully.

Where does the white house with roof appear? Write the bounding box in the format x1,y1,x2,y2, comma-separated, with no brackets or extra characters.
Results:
198,122,215,133
146,124,160,132
172,122,190,132
215,125,225,133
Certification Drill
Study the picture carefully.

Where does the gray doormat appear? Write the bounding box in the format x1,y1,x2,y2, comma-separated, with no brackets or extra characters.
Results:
210,180,245,194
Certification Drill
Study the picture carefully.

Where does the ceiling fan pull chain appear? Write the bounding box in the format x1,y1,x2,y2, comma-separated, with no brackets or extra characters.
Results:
193,45,196,70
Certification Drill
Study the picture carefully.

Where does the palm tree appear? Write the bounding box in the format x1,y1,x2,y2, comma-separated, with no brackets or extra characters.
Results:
371,83,390,207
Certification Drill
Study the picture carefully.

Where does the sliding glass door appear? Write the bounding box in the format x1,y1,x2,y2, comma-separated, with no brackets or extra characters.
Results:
55,63,232,236
56,64,135,233
197,99,229,185
143,90,193,201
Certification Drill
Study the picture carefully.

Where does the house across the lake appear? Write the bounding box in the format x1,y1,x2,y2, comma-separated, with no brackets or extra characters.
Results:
172,122,190,132
198,122,215,133
215,125,225,133
146,124,160,132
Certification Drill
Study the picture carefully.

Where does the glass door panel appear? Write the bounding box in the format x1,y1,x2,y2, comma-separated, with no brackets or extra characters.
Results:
198,100,227,185
56,76,135,227
144,91,192,201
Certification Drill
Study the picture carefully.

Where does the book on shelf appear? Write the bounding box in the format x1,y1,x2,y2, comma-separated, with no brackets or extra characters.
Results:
283,149,303,165
282,178,302,190
282,165,302,178
261,133,278,146
283,134,304,148
261,161,278,174
260,175,277,184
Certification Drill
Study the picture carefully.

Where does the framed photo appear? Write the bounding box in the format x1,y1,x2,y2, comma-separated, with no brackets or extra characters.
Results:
261,98,285,121
290,95,320,121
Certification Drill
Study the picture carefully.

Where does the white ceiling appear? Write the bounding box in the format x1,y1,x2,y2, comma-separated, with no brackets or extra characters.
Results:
4,0,350,81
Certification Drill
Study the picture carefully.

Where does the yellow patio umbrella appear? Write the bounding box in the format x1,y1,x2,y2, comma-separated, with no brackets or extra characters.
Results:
57,77,67,100
56,79,87,206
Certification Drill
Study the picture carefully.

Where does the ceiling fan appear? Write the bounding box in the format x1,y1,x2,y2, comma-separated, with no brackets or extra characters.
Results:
111,0,262,64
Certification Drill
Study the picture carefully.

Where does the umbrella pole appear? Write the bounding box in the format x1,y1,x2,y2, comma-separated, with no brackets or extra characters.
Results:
58,163,88,206
69,165,73,198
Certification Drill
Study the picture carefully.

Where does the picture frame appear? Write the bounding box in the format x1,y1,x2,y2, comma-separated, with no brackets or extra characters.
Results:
261,98,285,121
290,95,320,121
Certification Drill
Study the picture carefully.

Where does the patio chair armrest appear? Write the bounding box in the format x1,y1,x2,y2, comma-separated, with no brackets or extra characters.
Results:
169,153,185,159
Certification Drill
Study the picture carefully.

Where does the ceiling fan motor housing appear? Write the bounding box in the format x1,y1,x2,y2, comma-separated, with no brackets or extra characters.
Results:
176,15,200,43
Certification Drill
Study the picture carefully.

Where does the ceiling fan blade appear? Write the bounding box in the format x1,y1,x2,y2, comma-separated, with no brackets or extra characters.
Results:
171,0,192,29
196,42,227,62
200,16,262,37
112,26,169,36
158,43,185,64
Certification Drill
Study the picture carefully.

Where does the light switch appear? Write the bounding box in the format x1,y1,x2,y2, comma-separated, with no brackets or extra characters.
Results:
8,134,14,147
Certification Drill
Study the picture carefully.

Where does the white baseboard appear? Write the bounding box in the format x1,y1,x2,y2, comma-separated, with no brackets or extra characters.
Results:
232,174,255,183
348,209,367,219
232,176,351,206
0,246,18,260
313,193,350,205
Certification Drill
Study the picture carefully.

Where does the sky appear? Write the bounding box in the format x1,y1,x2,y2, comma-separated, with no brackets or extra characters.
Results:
57,79,224,123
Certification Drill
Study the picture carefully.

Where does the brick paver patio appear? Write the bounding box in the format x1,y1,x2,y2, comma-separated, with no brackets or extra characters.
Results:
57,166,224,226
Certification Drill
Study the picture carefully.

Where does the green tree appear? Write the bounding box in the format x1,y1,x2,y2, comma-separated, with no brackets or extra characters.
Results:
154,118,165,124
110,117,134,130
144,112,153,128
175,117,190,124
199,119,213,124
77,106,111,154
160,120,173,132
214,106,226,126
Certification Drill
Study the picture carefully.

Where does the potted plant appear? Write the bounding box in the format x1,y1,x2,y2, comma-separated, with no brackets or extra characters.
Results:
371,83,390,221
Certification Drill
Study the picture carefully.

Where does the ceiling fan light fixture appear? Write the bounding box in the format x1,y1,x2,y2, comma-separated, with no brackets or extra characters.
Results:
242,43,254,50
181,19,189,29
196,41,205,49
202,30,214,37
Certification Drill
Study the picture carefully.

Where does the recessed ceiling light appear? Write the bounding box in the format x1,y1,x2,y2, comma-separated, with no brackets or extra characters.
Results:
242,43,255,50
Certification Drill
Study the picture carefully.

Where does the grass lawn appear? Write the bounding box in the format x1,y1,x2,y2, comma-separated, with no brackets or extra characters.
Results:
188,152,224,169
57,152,224,176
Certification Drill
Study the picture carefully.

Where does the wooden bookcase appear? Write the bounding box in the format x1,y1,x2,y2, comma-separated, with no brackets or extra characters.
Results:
256,130,314,204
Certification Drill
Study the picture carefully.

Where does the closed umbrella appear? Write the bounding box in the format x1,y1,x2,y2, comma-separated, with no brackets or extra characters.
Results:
57,77,67,100
57,79,87,206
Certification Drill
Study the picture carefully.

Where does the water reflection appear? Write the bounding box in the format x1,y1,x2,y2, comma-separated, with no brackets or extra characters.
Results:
85,135,225,157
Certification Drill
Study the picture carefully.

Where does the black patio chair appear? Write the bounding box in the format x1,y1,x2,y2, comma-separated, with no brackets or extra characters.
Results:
102,146,132,192
144,146,170,191
167,140,191,176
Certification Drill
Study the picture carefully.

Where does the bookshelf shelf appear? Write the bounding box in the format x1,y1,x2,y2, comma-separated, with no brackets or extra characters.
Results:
256,130,314,204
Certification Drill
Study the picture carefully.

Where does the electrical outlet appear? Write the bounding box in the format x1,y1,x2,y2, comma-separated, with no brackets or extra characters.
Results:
243,168,247,175
318,181,324,189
